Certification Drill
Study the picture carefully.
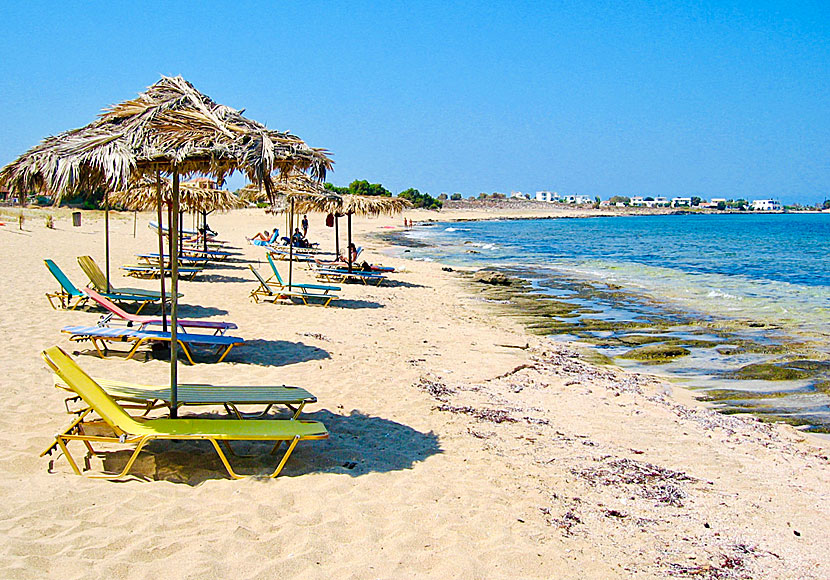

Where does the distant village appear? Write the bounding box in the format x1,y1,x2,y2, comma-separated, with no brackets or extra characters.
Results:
443,190,830,212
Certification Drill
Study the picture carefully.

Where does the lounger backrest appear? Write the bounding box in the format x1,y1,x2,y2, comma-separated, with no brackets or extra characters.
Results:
266,253,285,285
77,256,107,290
82,288,137,322
42,346,143,435
249,265,273,293
44,260,82,296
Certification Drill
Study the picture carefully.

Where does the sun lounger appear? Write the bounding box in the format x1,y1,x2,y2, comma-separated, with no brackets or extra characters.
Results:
78,255,182,301
62,325,244,364
121,264,204,280
83,288,236,334
247,229,279,246
312,265,387,286
53,375,315,419
248,265,335,307
44,260,158,313
40,346,328,479
180,247,233,260
266,253,340,294
136,253,212,266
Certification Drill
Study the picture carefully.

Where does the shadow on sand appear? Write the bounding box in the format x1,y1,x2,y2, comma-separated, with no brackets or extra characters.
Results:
71,338,329,366
330,299,384,310
92,408,442,485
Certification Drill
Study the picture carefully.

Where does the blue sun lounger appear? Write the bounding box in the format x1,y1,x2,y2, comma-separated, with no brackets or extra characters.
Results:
44,260,158,313
61,325,245,364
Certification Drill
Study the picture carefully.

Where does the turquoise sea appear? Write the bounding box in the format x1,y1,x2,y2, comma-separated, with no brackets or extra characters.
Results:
396,213,830,431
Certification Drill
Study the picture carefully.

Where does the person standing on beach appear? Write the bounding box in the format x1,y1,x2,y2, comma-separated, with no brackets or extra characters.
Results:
301,214,309,238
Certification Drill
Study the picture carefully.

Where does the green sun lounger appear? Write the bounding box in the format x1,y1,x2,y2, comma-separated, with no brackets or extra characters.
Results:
44,260,158,313
266,253,340,294
53,375,316,419
78,255,182,300
248,265,336,307
41,346,328,479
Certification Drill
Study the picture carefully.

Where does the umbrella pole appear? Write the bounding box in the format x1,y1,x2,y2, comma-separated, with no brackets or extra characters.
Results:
133,210,137,238
156,171,167,332
104,191,111,293
348,212,353,273
335,215,339,258
288,198,294,290
170,171,180,418
203,210,208,254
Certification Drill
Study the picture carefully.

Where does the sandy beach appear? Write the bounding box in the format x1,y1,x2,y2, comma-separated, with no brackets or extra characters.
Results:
1,205,828,579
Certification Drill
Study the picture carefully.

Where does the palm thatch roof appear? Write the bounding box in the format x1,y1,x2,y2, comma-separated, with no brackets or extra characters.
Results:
291,190,411,216
108,176,245,212
0,76,333,200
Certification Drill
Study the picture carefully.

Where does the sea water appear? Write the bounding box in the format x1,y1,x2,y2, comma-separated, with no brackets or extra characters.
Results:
396,213,830,431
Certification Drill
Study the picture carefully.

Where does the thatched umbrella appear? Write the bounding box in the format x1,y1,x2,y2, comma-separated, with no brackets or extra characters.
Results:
110,177,246,327
0,76,331,417
289,189,410,272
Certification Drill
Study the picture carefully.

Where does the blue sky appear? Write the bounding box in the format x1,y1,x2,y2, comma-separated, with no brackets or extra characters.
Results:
1,1,827,204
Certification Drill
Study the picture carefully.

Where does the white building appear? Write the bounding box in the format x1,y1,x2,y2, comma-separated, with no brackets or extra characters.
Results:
535,191,552,202
574,195,593,204
751,199,782,211
630,196,645,206
511,191,530,200
672,197,692,207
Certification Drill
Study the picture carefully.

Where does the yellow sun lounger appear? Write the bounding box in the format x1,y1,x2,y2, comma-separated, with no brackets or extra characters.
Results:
78,255,181,300
41,346,328,480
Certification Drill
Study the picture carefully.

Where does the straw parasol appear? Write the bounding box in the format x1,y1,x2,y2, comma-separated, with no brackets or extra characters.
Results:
0,76,332,417
288,188,411,272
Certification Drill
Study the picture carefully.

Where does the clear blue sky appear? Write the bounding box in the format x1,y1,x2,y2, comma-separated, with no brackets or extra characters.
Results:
1,1,827,204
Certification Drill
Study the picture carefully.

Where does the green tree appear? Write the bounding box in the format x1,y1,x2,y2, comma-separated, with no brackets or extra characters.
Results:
608,195,630,205
450,193,462,201
717,201,726,210
822,199,829,209
399,188,443,210
691,196,702,206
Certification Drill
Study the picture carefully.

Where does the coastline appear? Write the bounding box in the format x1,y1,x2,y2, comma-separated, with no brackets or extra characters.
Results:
0,207,828,578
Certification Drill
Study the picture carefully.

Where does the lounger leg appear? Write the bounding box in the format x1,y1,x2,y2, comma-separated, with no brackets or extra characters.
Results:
178,342,196,365
125,338,146,361
134,301,148,315
209,439,246,479
90,338,108,359
40,409,92,457
215,344,235,363
270,436,301,477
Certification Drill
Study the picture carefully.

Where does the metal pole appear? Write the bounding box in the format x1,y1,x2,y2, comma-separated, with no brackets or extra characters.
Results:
133,210,137,238
335,215,340,258
288,198,294,290
156,171,167,332
170,171,180,418
347,212,353,273
202,210,208,254
104,191,111,293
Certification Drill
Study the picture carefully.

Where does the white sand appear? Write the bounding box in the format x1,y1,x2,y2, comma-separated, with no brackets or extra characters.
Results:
0,206,828,579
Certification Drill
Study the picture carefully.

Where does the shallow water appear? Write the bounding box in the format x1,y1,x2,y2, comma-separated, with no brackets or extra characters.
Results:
394,213,830,431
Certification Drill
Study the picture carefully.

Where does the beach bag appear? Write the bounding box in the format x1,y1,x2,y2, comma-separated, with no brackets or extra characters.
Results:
325,213,334,227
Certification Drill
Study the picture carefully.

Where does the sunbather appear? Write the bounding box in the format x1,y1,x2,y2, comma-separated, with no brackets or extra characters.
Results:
247,228,278,245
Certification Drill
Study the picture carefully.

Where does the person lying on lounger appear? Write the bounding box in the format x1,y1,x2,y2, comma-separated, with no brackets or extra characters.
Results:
247,228,278,245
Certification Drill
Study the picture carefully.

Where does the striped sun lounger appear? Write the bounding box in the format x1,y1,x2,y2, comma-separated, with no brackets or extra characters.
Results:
61,325,244,364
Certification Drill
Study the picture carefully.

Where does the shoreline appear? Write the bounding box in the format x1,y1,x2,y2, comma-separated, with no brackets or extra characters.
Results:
1,207,828,578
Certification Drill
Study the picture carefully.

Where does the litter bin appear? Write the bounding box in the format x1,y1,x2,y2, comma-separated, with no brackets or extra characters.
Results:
72,211,81,227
